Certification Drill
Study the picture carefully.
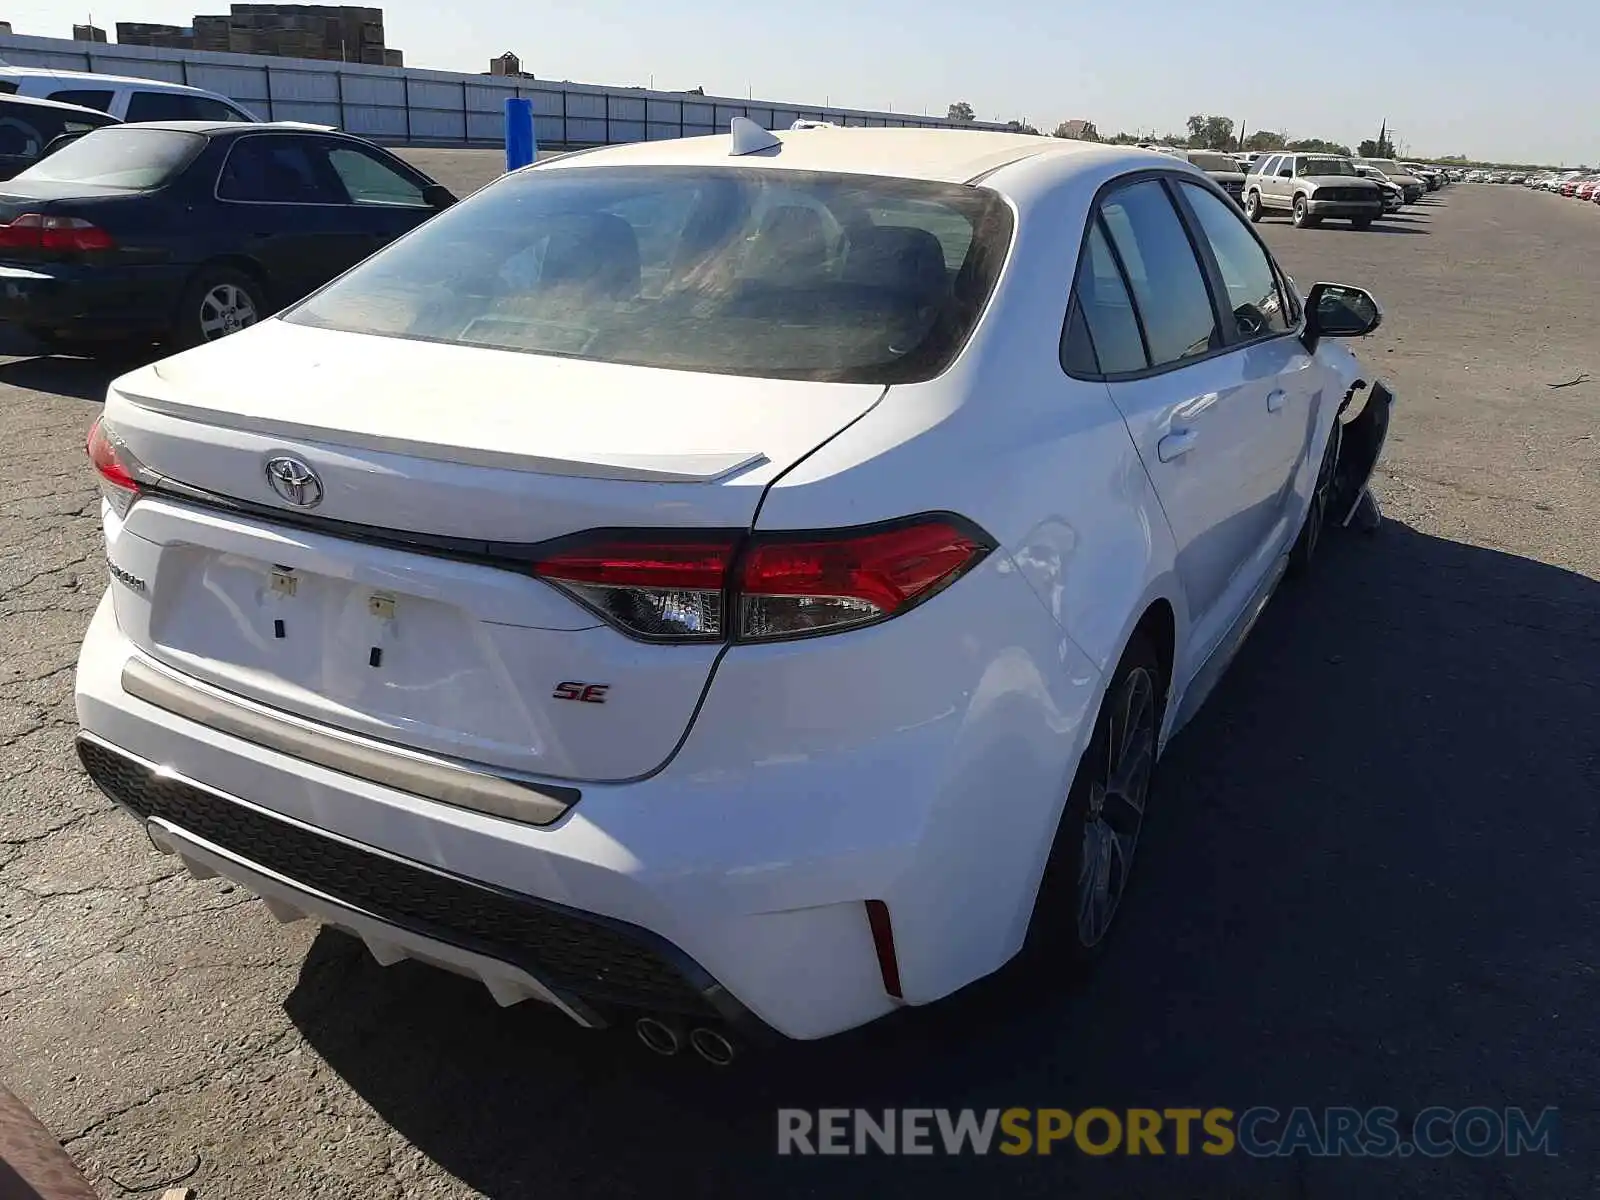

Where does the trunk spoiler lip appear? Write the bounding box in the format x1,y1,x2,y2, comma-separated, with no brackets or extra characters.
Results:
136,471,750,573
119,383,769,484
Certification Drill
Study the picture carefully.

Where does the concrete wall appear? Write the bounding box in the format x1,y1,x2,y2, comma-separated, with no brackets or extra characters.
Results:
0,33,1009,148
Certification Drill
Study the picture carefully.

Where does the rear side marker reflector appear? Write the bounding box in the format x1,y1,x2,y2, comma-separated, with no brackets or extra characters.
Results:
530,515,994,644
865,900,904,1000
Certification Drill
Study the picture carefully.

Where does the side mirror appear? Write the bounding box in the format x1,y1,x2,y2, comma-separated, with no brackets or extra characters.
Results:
1302,282,1382,350
1277,167,1293,178
422,183,457,211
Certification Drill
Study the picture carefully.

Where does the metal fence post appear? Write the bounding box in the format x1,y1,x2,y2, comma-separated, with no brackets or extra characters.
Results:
264,63,275,121
402,73,411,143
461,78,469,142
336,67,347,130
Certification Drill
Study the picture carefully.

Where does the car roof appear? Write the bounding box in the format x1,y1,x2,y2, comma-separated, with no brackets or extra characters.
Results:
533,125,1176,186
0,65,226,97
0,90,119,119
94,120,335,136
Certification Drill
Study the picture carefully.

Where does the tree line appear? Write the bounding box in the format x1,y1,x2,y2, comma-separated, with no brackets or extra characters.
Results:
945,104,1398,159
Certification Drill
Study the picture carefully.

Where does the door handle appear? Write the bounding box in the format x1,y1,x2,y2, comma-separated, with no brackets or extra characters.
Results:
1266,389,1288,413
1157,429,1198,462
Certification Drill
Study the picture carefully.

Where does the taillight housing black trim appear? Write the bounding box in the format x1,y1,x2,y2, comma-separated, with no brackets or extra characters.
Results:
132,474,997,646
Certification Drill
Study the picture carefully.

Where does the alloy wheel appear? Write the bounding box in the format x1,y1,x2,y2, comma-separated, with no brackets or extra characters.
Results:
198,283,260,342
1076,665,1157,947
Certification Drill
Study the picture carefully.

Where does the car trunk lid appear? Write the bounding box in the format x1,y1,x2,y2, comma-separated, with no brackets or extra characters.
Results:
100,318,884,782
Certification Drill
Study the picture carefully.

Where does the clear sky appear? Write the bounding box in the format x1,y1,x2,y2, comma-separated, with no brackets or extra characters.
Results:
13,0,1599,164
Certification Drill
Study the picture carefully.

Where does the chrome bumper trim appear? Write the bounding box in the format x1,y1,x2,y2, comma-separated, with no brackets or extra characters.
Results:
121,657,577,827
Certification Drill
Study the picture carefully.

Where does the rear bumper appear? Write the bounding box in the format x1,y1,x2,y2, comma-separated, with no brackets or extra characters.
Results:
0,262,188,337
75,554,1101,1039
76,733,741,1031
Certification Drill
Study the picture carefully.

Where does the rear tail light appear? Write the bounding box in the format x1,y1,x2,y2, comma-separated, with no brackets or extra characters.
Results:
532,535,737,642
531,515,994,643
0,213,116,253
86,416,145,517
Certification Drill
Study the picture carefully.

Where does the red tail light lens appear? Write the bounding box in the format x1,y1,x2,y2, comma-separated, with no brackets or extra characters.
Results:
0,213,116,253
86,416,142,516
533,535,739,642
529,516,993,643
738,518,992,640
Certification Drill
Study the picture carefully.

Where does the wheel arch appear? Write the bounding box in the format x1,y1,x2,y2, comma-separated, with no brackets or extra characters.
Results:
183,254,275,310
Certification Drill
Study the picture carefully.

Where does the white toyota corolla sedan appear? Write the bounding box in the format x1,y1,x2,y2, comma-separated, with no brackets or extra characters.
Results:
74,122,1394,1056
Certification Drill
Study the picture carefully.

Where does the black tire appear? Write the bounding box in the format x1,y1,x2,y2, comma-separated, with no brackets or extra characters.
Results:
1023,632,1164,976
1350,217,1373,230
172,265,266,350
1291,195,1318,227
1245,190,1264,222
1288,419,1342,577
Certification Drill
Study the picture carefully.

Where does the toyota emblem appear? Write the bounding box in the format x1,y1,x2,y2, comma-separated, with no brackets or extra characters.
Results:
264,455,324,508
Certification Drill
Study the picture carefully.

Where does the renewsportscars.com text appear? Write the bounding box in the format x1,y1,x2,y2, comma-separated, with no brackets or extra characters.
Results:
776,1106,1560,1158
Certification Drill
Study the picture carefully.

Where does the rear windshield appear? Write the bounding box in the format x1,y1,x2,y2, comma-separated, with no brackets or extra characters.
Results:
1187,152,1239,173
0,102,113,161
285,164,1015,384
15,127,205,188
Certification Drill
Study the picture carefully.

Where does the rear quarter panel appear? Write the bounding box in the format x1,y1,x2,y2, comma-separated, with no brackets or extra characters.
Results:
738,154,1189,994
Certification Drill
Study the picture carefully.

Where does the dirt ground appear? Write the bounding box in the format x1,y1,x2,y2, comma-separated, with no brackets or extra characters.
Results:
1,169,1596,1198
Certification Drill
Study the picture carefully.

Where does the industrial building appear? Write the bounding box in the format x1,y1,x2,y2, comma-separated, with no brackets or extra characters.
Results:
114,4,401,66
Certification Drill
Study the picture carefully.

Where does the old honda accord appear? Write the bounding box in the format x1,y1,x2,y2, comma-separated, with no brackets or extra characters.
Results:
74,123,1394,1057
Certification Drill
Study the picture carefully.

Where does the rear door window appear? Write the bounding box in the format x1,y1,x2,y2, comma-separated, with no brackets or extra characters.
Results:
125,90,244,123
1063,221,1147,375
1098,179,1220,368
217,135,344,203
46,88,114,112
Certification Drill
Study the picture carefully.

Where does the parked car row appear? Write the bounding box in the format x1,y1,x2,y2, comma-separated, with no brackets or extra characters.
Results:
1238,152,1447,229
1525,170,1600,202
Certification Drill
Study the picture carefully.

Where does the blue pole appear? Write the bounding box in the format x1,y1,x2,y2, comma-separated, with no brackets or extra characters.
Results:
505,97,536,172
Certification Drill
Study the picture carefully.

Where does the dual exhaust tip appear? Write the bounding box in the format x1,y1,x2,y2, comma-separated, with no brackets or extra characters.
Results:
635,1016,736,1066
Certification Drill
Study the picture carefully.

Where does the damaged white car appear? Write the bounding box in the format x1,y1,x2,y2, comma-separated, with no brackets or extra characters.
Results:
75,124,1392,1054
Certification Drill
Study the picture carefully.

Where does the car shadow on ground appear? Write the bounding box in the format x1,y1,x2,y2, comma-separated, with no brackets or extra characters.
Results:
1367,224,1431,236
286,521,1597,1198
0,355,130,403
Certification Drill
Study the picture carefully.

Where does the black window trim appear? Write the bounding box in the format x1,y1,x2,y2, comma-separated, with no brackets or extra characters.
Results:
214,130,435,207
1059,167,1306,384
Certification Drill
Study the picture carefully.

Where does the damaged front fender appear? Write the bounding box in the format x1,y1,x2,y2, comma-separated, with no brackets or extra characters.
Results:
1331,377,1395,531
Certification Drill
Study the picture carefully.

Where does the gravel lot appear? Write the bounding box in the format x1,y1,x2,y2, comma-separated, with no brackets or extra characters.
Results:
2,167,1597,1198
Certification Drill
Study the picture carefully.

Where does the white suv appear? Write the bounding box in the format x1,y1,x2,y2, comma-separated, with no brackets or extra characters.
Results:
75,123,1394,1052
0,66,259,123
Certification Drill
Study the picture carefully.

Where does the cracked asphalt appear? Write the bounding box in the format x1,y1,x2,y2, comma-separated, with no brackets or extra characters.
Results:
2,170,1597,1198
